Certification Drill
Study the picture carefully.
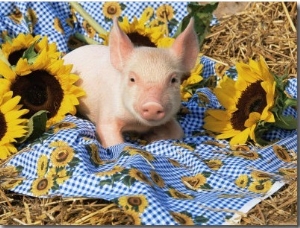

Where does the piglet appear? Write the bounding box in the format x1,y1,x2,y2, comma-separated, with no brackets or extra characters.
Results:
63,17,199,148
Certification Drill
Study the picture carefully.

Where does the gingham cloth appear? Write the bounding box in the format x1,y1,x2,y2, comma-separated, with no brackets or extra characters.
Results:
0,2,297,225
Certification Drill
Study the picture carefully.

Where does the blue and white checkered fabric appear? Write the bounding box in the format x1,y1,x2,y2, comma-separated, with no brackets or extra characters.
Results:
1,2,297,225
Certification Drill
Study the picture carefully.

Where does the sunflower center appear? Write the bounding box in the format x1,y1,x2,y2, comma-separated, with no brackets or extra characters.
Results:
255,184,264,191
8,48,27,65
55,149,69,162
174,191,188,198
127,32,156,47
0,112,7,140
107,5,117,15
37,178,48,190
188,180,199,187
128,197,142,206
153,174,160,183
231,81,267,131
136,171,146,180
11,70,64,119
172,214,187,224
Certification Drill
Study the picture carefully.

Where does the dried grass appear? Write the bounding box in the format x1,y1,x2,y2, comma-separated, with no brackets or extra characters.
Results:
0,2,297,225
202,2,297,77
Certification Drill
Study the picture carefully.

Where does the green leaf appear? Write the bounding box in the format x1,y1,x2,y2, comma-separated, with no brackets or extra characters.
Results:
174,2,219,49
51,181,60,191
274,115,297,130
122,176,136,187
194,215,209,224
15,165,24,173
112,173,124,182
284,98,297,109
120,3,126,10
22,41,39,64
200,183,213,190
19,110,48,143
202,171,211,178
99,179,113,186
68,157,81,167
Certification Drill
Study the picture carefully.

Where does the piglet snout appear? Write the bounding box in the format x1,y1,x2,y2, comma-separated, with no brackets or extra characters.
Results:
141,102,165,121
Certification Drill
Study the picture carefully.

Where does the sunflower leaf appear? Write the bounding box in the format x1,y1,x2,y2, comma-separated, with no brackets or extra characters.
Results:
194,215,209,225
19,110,48,143
99,179,113,186
22,41,39,63
122,175,136,187
174,2,218,48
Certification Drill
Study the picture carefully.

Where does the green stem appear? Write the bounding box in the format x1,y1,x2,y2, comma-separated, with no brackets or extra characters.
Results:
69,2,108,36
284,98,297,109
74,32,101,45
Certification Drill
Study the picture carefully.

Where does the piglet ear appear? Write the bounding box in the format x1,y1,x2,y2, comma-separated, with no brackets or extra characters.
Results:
109,17,134,71
170,18,199,72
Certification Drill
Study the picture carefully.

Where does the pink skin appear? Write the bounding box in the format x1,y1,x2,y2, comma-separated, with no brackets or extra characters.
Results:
63,17,199,148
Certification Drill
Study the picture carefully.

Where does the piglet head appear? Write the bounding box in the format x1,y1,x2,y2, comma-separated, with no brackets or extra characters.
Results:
109,17,199,126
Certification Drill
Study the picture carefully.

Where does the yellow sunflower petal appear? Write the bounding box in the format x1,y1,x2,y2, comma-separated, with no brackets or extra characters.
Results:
0,95,21,114
229,128,251,146
0,60,16,80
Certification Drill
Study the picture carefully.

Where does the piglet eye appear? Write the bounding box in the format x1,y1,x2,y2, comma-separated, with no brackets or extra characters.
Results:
130,78,135,82
171,77,178,84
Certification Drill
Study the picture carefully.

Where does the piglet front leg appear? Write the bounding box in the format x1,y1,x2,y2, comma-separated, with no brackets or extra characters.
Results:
96,122,125,148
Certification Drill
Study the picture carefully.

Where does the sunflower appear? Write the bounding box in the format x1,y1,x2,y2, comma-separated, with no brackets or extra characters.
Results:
118,194,149,213
0,48,85,127
83,20,96,38
168,188,194,199
0,90,28,160
181,173,206,191
173,142,195,151
1,33,59,65
250,170,272,181
50,144,75,167
278,167,297,176
204,159,223,171
87,143,104,165
248,180,273,194
234,174,249,188
48,167,70,185
26,8,38,33
31,176,54,196
37,154,49,177
168,158,181,167
1,179,23,190
203,56,276,146
101,7,167,47
52,121,77,133
49,140,69,147
102,2,123,20
96,165,124,177
9,7,23,24
180,54,203,101
156,4,175,22
232,150,259,160
272,144,292,162
122,209,141,225
170,211,194,225
128,168,152,186
150,170,165,188
123,146,155,161
53,17,64,34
